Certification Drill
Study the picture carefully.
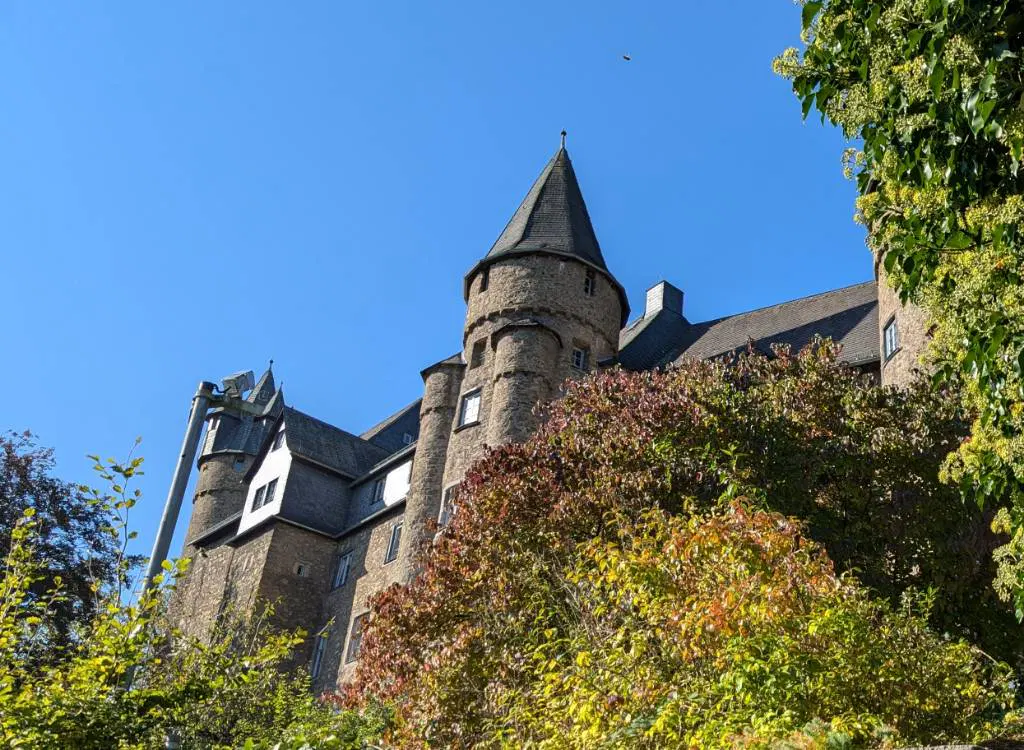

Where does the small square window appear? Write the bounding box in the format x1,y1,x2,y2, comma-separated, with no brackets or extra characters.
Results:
294,562,309,577
311,631,328,678
402,432,414,446
384,521,403,564
272,429,286,451
571,347,589,371
883,317,900,360
233,455,246,472
583,269,596,297
459,390,481,427
333,552,352,589
251,485,266,510
439,486,457,528
470,339,486,369
345,613,367,663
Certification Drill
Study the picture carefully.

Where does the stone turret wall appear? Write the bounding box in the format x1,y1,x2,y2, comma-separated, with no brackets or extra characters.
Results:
397,360,464,575
183,453,253,552
440,254,623,497
876,255,932,387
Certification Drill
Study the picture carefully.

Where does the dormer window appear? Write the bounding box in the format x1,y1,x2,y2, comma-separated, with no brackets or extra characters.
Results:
883,316,900,361
252,478,278,510
583,269,596,297
272,429,285,451
402,432,414,446
370,478,385,504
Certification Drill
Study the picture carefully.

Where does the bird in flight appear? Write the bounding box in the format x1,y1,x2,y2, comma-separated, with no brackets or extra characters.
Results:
622,54,632,61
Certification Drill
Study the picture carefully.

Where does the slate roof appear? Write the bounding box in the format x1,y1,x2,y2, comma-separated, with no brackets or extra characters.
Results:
360,399,422,455
282,407,391,479
463,146,630,324
619,281,879,371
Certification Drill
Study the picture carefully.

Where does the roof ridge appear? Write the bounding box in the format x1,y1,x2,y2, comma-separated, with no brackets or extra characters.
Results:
285,406,386,450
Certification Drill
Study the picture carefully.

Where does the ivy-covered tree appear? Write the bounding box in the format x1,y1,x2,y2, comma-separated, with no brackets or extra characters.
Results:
345,344,1023,747
0,431,136,653
774,0,1024,612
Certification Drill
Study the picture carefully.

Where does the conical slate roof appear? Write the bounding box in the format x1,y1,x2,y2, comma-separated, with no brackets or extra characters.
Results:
486,147,609,270
464,143,630,324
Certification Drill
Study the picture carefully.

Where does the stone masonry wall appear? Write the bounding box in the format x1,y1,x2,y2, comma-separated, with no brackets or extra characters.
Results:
317,506,406,691
876,255,932,387
397,361,463,577
168,540,235,641
183,454,253,550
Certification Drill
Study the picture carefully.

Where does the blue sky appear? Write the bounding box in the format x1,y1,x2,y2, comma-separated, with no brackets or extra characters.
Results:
0,2,866,565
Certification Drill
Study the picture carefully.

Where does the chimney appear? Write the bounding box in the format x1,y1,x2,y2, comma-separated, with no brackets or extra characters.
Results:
644,281,684,318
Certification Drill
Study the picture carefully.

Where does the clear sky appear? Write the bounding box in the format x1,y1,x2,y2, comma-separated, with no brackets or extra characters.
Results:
0,1,866,565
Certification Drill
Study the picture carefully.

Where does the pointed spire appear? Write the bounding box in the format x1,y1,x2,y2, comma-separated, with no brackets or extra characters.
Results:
483,138,610,272
247,365,277,407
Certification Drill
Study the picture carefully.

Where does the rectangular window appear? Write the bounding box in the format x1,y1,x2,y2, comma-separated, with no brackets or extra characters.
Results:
345,613,367,663
402,432,414,445
459,390,481,427
251,485,266,510
583,269,596,297
272,429,286,451
470,339,486,369
384,521,402,564
332,552,352,589
439,486,457,528
264,478,278,506
883,317,900,360
480,267,489,292
370,478,385,504
311,632,327,678
571,347,589,371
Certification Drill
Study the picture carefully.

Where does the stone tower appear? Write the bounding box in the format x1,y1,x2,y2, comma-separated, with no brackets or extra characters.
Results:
399,138,629,573
170,367,283,638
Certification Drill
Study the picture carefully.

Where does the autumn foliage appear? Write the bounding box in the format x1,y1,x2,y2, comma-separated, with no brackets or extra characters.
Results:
344,343,1022,747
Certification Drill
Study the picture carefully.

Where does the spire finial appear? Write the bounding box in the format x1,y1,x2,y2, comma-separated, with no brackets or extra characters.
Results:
560,129,567,150
268,358,274,372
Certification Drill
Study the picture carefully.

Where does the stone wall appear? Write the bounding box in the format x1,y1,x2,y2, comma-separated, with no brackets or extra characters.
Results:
397,359,463,576
182,453,253,550
316,505,406,691
168,540,235,641
876,255,932,387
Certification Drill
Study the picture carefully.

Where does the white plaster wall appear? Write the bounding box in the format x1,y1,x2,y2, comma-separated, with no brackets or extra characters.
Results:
383,460,412,506
238,440,292,534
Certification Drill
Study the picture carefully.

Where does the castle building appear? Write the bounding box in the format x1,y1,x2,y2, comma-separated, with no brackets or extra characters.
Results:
168,141,928,691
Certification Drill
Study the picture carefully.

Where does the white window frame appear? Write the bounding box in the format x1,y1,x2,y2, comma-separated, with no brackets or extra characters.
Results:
332,551,352,589
583,269,596,297
310,631,327,678
883,316,900,360
459,389,482,427
345,613,367,663
439,486,457,528
370,478,385,504
402,432,414,445
571,347,589,371
251,485,266,510
383,521,403,564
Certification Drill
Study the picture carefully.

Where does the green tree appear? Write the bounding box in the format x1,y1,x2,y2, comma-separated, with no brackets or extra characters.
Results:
774,0,1024,612
0,431,136,652
346,344,1022,747
0,450,387,750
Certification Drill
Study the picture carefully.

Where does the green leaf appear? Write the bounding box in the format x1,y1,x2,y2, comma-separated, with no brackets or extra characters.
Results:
802,1,822,31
